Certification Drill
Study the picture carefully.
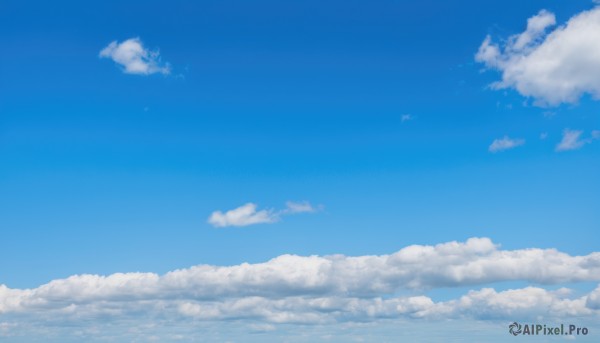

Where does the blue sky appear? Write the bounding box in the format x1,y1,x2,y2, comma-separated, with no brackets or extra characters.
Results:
1,0,600,342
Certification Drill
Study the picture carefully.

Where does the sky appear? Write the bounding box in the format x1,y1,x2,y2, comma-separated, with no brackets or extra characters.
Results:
1,0,600,342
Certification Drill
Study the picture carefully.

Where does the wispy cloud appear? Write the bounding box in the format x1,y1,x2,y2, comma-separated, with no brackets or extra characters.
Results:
476,8,600,106
208,203,278,227
99,37,170,75
488,136,525,153
208,201,320,228
401,114,413,123
556,129,586,152
283,201,319,214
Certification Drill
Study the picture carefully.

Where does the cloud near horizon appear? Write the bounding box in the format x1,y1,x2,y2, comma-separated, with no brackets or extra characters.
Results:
208,201,320,228
2,237,600,327
476,7,600,106
99,37,170,75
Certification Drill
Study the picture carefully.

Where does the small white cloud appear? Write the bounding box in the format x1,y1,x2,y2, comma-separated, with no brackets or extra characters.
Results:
476,8,600,106
556,129,586,152
592,130,600,140
208,203,278,228
540,132,548,140
208,201,320,228
489,136,525,153
99,37,170,75
401,114,413,123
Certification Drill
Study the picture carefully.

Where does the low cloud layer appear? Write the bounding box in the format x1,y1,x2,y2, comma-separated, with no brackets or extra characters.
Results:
175,286,599,323
208,201,320,227
99,37,170,75
476,7,600,106
2,237,600,326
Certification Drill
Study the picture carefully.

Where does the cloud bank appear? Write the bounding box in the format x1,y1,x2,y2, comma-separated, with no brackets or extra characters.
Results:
2,238,600,342
476,7,600,106
2,237,600,326
99,37,170,75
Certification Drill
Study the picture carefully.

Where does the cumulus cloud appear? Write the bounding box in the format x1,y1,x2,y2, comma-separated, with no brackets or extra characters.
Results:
2,237,600,324
2,238,600,342
555,128,597,151
488,136,525,152
476,7,600,106
208,201,320,227
99,37,170,75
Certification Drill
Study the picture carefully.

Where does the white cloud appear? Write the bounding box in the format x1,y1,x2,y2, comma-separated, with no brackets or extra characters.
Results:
99,37,170,75
592,130,600,140
2,288,599,342
174,287,594,323
2,238,600,341
2,237,600,319
540,132,548,140
208,201,320,227
2,286,598,324
476,8,600,106
208,203,278,227
488,136,525,152
556,129,586,151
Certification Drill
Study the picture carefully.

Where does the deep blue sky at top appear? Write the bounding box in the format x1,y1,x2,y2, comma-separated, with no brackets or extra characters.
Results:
1,0,599,288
